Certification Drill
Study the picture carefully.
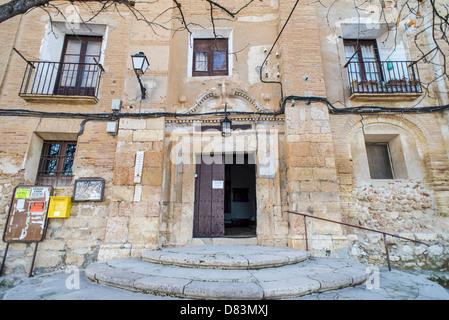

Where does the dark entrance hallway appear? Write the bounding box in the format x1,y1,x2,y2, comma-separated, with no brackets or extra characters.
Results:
193,153,256,238
224,154,256,237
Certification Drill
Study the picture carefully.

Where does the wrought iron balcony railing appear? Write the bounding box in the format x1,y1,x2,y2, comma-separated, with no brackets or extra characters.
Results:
19,60,103,99
345,60,422,95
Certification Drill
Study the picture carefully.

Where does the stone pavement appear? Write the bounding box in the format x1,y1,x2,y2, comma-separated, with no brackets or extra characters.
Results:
1,245,448,300
2,267,448,300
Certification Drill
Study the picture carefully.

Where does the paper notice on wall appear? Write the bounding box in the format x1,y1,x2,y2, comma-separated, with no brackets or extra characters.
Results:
31,187,45,198
5,185,53,243
17,199,25,210
15,189,31,199
29,202,45,212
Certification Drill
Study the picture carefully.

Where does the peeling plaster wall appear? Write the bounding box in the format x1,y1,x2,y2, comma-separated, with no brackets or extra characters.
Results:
165,5,281,114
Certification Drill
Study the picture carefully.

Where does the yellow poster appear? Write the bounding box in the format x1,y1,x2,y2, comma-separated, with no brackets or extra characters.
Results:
15,189,31,199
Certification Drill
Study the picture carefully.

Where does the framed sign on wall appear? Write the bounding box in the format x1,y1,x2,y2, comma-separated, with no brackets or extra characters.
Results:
73,178,105,202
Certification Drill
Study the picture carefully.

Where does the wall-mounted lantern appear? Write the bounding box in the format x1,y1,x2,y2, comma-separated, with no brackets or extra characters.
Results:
221,103,232,137
131,52,149,100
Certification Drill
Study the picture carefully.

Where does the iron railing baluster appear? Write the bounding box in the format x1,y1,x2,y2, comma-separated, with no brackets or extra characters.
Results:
19,61,103,98
346,60,422,95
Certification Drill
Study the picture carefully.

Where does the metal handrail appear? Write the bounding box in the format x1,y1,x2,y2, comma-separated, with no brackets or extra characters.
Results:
286,210,429,271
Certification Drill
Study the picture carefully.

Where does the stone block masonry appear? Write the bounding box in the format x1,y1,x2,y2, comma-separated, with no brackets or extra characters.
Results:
285,102,343,244
98,118,165,261
347,180,439,233
278,0,344,243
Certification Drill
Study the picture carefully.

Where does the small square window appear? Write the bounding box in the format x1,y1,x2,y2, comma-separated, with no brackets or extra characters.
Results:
365,143,394,179
36,141,77,186
192,38,228,76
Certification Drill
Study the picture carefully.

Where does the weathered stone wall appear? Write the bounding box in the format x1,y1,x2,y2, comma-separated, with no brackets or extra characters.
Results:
348,180,438,232
316,0,449,245
165,0,281,113
0,2,165,276
346,233,449,271
0,119,115,276
291,232,449,271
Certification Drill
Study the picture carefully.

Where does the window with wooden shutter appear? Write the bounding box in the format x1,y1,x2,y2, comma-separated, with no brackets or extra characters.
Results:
192,38,228,77
365,143,394,179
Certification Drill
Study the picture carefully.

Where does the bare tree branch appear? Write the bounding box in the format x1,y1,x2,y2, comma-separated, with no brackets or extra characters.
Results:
0,0,447,91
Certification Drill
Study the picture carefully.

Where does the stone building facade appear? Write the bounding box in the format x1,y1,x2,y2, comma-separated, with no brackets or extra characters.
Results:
0,0,448,276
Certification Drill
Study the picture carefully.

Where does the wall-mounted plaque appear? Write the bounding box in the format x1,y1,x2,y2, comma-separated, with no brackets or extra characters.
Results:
73,178,105,202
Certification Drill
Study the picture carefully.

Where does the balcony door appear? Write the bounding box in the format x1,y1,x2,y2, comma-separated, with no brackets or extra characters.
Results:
54,35,102,96
344,39,383,83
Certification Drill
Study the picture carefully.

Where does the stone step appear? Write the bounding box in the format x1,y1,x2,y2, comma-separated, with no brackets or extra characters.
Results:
85,245,369,299
142,245,308,269
192,237,258,246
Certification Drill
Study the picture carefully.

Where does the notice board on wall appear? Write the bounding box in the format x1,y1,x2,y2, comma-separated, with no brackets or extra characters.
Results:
3,185,53,243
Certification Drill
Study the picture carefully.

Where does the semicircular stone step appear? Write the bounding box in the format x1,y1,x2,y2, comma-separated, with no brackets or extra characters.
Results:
85,245,370,300
141,245,309,269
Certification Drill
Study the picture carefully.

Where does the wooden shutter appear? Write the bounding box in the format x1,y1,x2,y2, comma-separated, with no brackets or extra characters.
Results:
366,143,394,179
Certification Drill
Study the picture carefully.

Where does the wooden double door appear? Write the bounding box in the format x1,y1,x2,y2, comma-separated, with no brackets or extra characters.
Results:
55,35,102,96
193,155,225,238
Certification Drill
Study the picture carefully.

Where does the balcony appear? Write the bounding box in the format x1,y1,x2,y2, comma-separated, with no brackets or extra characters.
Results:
19,61,103,104
345,60,422,100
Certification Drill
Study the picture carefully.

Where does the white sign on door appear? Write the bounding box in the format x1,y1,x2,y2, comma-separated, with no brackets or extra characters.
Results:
212,180,224,189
